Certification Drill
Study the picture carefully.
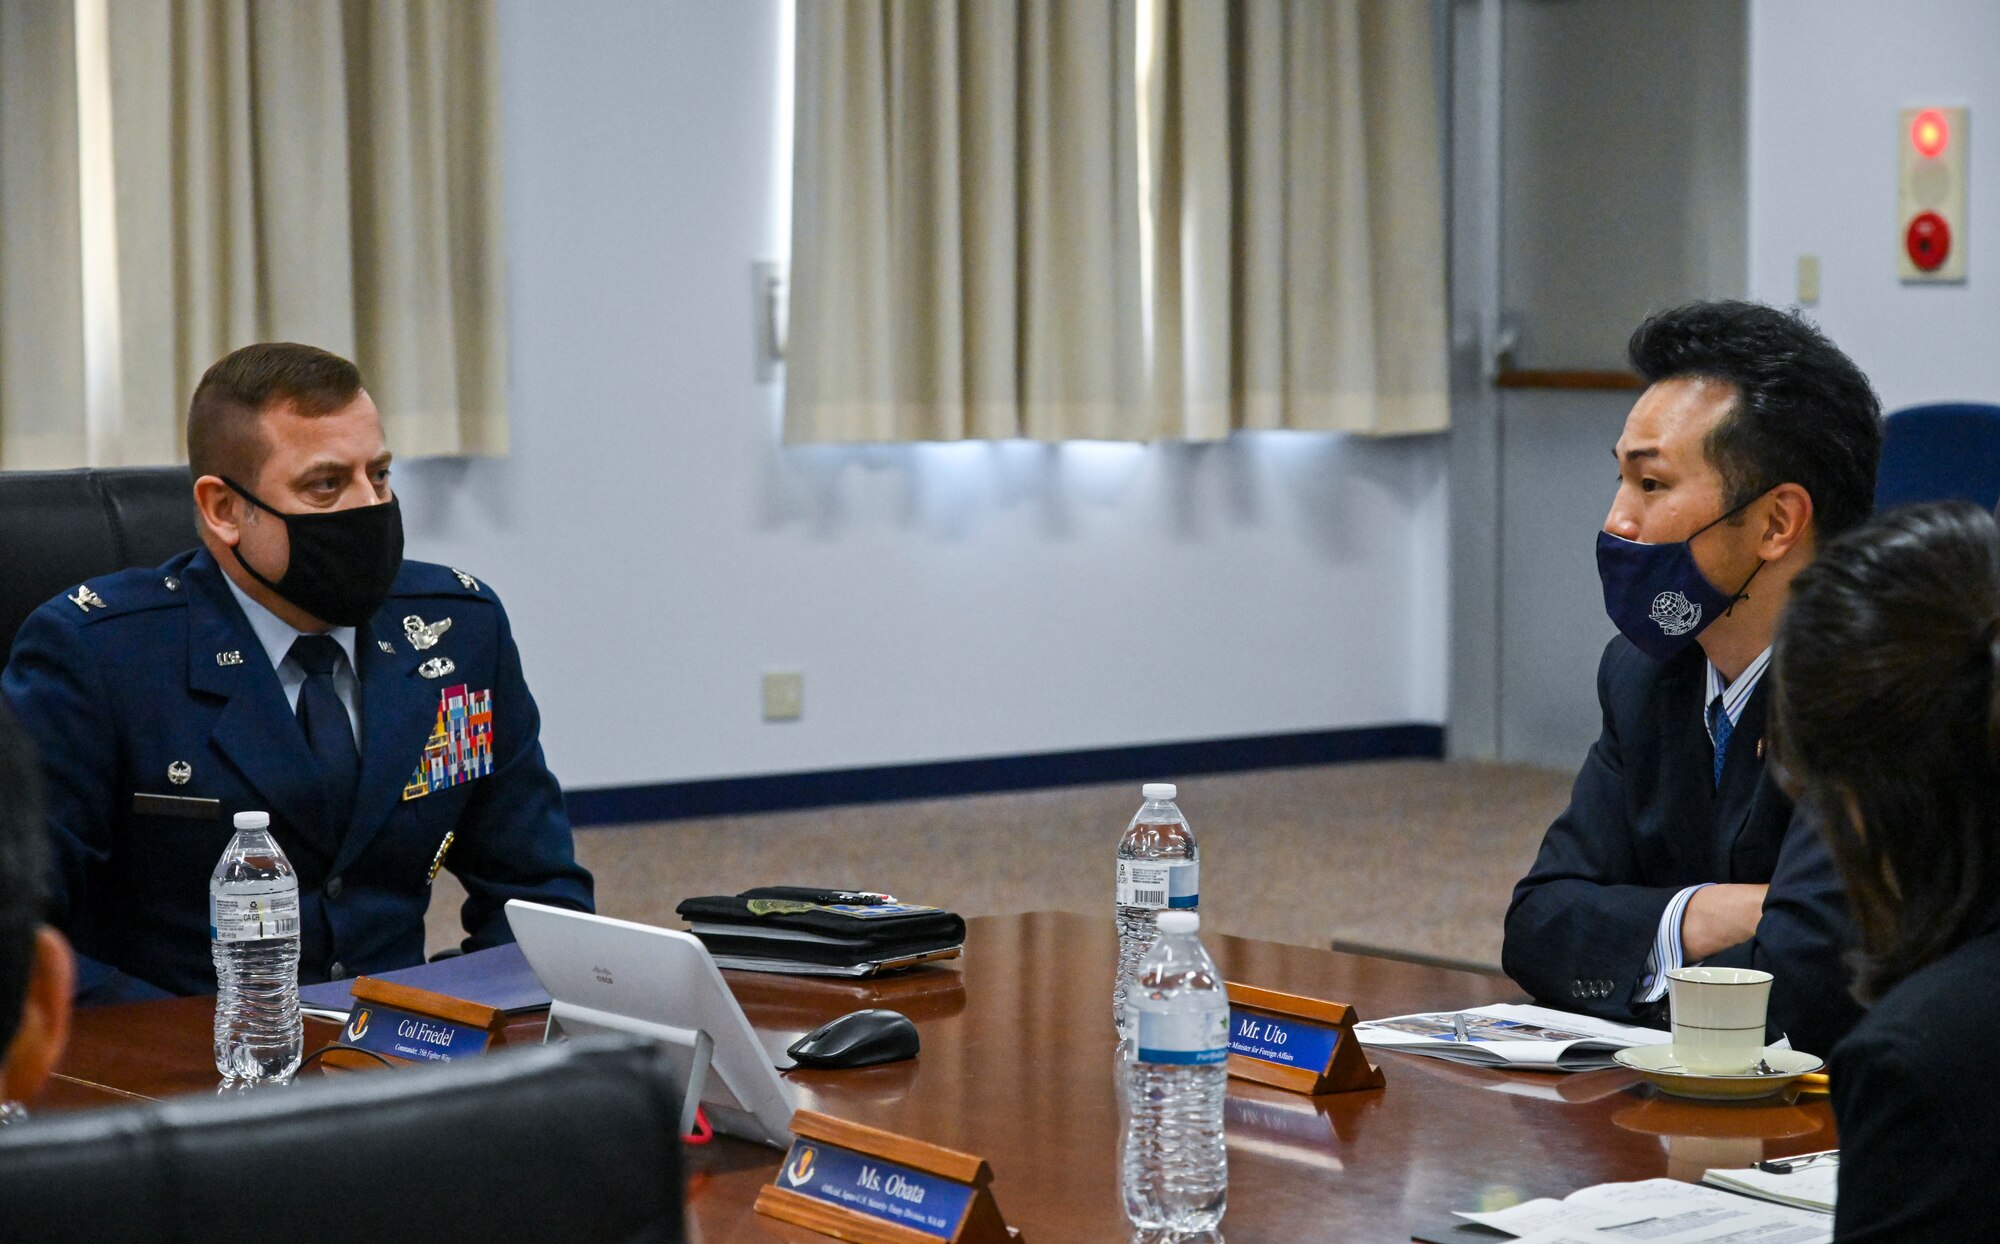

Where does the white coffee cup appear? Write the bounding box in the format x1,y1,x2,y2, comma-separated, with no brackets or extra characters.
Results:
1664,966,1772,1074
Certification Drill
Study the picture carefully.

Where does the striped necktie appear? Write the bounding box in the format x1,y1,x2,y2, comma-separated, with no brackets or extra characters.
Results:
1708,695,1733,788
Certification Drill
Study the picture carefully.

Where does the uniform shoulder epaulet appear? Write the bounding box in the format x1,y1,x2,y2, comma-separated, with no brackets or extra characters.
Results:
393,559,494,602
54,563,191,626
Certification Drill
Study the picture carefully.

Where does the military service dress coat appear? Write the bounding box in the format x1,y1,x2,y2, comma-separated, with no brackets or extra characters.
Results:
2,547,594,1000
1501,636,1863,1059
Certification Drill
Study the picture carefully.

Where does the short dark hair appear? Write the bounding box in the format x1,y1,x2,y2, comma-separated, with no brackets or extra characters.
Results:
1772,501,2000,1003
186,343,364,483
0,702,49,1054
1628,301,1882,540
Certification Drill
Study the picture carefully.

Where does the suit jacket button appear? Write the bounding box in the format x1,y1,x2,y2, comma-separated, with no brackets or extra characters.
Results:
325,875,345,901
328,961,346,980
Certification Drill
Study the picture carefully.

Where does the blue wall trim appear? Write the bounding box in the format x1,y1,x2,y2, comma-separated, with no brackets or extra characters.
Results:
565,723,1444,827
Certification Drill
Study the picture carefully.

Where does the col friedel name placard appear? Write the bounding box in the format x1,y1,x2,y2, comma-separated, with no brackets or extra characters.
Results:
340,1001,493,1063
319,976,507,1072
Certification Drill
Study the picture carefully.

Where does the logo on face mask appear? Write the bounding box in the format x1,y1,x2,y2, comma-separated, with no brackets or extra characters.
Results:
1649,590,1703,636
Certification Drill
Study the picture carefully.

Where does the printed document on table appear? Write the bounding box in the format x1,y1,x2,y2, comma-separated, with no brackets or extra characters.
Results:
1456,1178,1831,1244
1353,1003,1671,1071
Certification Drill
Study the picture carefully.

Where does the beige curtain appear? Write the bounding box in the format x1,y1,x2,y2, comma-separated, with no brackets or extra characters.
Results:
0,2,88,468
785,0,1148,443
787,0,1448,444
0,0,506,471
1147,0,1449,438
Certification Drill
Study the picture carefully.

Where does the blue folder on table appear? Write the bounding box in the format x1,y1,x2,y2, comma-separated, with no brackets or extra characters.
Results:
297,942,552,1016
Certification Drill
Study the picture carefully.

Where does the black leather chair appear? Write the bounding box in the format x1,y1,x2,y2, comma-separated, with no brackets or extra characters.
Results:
0,466,197,661
0,1036,685,1244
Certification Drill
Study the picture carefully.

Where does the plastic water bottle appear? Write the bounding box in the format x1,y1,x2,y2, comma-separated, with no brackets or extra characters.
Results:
210,811,303,1087
1122,910,1228,1235
1115,782,1198,1039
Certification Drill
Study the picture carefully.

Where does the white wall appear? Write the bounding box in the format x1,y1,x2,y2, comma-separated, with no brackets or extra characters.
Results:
1454,1,1745,770
389,0,1449,791
1749,0,2000,409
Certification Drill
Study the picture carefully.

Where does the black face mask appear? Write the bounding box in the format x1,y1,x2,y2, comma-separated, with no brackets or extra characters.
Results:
223,479,405,628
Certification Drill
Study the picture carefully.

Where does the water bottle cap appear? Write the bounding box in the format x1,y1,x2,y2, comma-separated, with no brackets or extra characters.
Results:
233,811,271,831
1157,911,1198,935
1141,782,1178,801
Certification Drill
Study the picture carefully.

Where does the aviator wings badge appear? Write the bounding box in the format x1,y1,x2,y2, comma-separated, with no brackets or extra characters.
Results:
403,615,452,651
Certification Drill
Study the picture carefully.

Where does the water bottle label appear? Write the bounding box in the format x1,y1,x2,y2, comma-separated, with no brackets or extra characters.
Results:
1116,859,1199,909
1136,1008,1229,1065
210,883,301,942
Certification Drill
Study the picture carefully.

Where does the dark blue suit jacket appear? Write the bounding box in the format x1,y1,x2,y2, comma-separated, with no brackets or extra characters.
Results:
1502,637,1861,1058
2,548,594,1000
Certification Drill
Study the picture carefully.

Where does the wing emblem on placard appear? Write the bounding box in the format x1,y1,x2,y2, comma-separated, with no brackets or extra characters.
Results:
785,1146,817,1187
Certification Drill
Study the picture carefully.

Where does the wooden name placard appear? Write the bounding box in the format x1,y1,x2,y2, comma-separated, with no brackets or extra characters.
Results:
755,1110,1023,1244
318,976,508,1071
1224,981,1385,1096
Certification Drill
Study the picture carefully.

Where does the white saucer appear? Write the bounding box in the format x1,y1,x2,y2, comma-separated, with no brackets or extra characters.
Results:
1612,1045,1824,1101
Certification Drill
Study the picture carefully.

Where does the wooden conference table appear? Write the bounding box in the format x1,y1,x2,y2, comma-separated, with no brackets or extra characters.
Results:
47,912,1835,1243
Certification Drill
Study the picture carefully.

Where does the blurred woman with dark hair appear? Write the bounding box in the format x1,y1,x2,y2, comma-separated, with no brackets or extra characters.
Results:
0,702,71,1118
1772,500,2000,1240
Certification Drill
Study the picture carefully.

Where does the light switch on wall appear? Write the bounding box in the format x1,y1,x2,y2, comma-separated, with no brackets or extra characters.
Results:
1797,254,1820,304
752,260,787,383
763,672,803,721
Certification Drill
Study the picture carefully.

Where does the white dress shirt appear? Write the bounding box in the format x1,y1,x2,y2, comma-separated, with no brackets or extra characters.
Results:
1636,645,1774,1004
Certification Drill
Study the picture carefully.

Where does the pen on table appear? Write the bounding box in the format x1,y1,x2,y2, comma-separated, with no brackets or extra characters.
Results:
1452,1013,1470,1042
1757,1148,1839,1174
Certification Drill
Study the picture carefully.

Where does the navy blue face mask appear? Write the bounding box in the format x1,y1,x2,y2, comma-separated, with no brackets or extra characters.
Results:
1596,494,1768,662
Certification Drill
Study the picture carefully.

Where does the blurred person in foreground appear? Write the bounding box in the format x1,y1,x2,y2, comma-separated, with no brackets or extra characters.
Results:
0,702,73,1115
1772,501,2000,1240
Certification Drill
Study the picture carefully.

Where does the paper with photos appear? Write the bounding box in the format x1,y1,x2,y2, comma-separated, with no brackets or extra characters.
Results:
1355,1002,1670,1071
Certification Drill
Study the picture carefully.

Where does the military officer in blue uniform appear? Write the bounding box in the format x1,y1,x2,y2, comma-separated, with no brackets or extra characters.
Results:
2,342,593,1002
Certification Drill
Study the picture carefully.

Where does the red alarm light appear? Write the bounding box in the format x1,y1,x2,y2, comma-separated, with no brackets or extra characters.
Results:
1907,210,1952,271
1912,108,1950,158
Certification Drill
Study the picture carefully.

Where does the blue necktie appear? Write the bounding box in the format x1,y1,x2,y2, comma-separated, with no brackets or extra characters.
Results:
290,635,359,834
1708,695,1733,788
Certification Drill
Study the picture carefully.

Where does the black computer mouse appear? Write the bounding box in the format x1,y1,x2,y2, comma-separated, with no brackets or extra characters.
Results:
787,1008,920,1069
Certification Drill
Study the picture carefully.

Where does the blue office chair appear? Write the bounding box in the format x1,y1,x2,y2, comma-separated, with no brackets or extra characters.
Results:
1874,403,2000,512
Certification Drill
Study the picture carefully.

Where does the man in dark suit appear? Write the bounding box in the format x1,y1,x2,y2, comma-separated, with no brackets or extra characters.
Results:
1503,301,1880,1059
2,343,593,1002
